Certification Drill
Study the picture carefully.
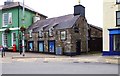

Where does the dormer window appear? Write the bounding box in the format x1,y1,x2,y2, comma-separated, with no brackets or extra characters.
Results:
29,30,32,38
116,0,120,4
39,29,43,38
74,24,79,33
49,27,54,36
74,26,79,33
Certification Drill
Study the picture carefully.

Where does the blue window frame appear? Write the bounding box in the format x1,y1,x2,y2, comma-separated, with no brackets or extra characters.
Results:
113,35,120,51
109,29,120,52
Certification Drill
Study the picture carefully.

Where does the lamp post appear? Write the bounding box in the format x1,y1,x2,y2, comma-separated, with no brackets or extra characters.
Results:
22,0,25,56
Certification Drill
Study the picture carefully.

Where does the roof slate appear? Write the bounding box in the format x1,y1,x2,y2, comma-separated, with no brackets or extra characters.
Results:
28,14,80,32
0,2,47,18
89,24,102,31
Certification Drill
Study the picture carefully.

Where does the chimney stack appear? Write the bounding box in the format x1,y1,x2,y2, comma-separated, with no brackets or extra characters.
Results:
74,4,85,17
4,0,14,5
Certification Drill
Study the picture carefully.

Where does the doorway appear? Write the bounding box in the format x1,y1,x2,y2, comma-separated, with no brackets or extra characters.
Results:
76,40,81,55
48,40,55,54
38,41,44,52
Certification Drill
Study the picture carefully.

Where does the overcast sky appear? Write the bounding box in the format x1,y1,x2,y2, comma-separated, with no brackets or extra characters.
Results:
0,0,103,27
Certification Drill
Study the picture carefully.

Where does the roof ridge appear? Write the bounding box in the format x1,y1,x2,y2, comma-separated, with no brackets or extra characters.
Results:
0,2,47,17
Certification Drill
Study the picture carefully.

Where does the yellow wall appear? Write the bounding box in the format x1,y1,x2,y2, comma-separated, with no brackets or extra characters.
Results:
103,0,120,51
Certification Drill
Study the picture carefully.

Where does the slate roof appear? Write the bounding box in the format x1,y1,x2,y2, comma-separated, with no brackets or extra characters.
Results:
0,2,47,18
28,14,80,32
89,24,102,31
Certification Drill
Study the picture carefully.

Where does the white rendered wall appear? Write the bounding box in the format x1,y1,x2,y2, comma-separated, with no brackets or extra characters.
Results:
103,0,120,51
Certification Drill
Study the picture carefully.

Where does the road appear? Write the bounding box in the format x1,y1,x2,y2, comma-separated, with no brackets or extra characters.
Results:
2,58,119,74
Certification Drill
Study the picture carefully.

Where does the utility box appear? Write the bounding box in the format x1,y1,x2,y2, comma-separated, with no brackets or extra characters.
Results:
56,47,62,55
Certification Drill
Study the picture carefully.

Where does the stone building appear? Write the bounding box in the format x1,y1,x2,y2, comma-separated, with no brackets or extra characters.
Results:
88,24,102,52
27,4,102,56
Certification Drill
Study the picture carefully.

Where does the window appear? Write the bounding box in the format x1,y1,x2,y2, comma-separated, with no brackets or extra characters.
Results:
74,26,79,33
116,0,120,4
74,24,79,33
116,11,120,26
12,33,16,45
49,27,54,36
2,33,8,46
113,35,120,51
2,13,12,27
3,13,8,27
60,31,67,40
8,13,12,24
39,29,43,38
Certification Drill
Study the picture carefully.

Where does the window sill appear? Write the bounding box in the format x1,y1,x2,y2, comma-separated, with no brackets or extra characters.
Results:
61,38,67,41
38,36,43,38
116,25,120,27
2,26,8,28
116,2,120,4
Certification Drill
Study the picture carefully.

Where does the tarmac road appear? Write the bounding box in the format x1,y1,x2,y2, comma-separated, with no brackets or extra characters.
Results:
1,52,119,74
2,60,119,74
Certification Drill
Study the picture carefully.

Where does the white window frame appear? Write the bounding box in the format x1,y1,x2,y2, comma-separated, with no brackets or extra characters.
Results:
60,31,67,40
29,30,32,37
39,29,43,38
2,32,8,47
49,27,54,36
8,13,12,24
11,32,16,46
2,12,12,27
2,13,8,27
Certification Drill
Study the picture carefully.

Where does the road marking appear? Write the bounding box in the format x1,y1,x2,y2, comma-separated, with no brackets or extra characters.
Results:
14,58,37,62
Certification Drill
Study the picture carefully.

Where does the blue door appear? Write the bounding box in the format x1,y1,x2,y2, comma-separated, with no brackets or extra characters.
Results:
49,41,55,53
38,41,44,52
29,41,33,51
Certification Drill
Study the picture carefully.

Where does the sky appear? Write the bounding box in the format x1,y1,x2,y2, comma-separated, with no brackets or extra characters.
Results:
0,0,103,27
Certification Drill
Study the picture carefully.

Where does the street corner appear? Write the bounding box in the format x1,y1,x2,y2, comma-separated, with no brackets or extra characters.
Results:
99,56,120,64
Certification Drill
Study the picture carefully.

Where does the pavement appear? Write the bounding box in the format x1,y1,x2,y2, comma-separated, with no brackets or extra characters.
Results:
1,52,120,64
